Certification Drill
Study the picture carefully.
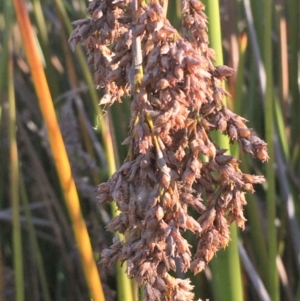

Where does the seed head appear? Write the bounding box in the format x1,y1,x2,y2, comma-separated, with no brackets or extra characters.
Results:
70,0,269,300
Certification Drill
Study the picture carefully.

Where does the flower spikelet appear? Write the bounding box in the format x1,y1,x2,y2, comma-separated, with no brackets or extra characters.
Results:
70,0,269,300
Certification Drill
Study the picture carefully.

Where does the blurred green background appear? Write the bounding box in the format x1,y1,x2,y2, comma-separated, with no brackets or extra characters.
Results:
0,0,299,300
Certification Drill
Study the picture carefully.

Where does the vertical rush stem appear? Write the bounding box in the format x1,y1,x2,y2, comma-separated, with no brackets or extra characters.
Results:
12,1,106,300
19,174,52,301
203,1,244,300
31,0,59,99
288,0,300,148
8,38,25,301
264,1,279,300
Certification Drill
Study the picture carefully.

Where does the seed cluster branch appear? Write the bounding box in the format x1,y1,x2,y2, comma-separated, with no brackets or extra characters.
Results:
69,1,269,300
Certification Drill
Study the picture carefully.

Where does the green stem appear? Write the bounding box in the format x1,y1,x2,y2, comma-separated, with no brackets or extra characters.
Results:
234,37,269,287
31,0,60,99
203,1,244,300
233,34,247,117
8,38,25,301
288,0,300,149
263,1,279,300
211,225,243,300
19,174,52,301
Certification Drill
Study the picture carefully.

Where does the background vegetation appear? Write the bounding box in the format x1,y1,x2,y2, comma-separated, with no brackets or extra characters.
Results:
0,0,299,300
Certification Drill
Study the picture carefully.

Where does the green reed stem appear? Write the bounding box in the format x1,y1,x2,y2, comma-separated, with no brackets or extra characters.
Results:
5,1,25,299
250,0,264,52
234,34,247,117
166,0,181,29
8,38,25,301
19,174,51,301
0,1,13,213
203,1,244,300
234,34,269,288
0,4,10,96
288,0,300,149
263,1,279,300
31,0,59,99
274,94,289,159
